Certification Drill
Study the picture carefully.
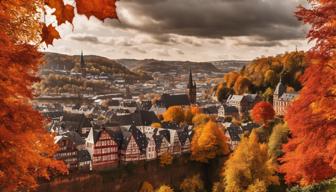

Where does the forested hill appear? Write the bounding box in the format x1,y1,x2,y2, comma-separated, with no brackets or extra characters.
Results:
42,52,152,80
212,51,307,101
117,59,221,74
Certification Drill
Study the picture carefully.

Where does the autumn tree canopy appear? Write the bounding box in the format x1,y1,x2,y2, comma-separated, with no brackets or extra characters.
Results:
191,119,230,163
156,185,174,192
251,102,275,125
223,131,279,192
163,106,202,125
180,174,204,192
279,0,336,185
139,181,154,192
0,0,118,190
213,51,307,102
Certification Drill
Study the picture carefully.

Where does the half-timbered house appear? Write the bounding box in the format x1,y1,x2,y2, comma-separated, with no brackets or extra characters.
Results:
86,128,120,169
120,125,148,163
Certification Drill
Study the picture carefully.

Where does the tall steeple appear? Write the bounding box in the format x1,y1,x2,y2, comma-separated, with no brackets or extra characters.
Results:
188,68,193,89
187,68,196,104
80,50,85,68
80,50,86,77
274,75,285,100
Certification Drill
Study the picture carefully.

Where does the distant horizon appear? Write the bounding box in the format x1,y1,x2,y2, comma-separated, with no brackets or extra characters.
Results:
42,49,305,63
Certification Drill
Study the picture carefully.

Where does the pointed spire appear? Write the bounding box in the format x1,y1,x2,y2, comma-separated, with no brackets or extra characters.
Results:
80,50,85,68
188,68,193,88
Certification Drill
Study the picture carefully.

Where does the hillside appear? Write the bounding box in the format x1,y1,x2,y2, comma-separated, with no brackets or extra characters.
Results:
211,60,250,73
43,52,152,81
213,51,307,101
117,59,222,74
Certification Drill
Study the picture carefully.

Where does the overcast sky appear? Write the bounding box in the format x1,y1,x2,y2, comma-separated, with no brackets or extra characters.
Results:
44,0,310,62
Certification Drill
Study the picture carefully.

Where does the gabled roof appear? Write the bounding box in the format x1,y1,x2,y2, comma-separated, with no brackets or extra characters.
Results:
86,127,124,147
226,126,243,142
110,110,159,126
160,94,190,108
54,131,85,146
153,134,164,150
121,125,148,154
86,128,100,144
129,125,148,153
159,130,171,143
177,128,190,146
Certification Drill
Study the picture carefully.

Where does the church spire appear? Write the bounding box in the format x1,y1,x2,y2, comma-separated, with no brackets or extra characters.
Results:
187,68,196,104
80,50,85,68
80,50,86,77
188,68,193,89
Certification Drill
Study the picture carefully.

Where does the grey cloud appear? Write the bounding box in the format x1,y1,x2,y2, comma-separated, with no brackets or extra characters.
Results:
111,0,307,43
71,35,100,44
235,39,285,47
132,47,147,54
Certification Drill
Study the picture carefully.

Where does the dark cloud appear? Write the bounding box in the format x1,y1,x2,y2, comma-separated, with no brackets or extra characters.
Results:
111,0,307,43
71,35,100,44
234,38,285,47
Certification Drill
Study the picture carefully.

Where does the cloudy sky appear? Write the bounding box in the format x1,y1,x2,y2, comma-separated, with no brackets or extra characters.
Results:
44,0,310,62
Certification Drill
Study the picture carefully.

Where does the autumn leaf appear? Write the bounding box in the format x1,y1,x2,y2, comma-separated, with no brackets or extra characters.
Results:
41,24,60,46
75,0,118,21
45,0,75,25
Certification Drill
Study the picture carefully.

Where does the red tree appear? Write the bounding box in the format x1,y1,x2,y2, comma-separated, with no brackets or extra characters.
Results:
251,102,275,125
279,0,336,186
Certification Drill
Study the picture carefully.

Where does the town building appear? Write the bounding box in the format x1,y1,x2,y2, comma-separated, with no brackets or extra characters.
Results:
86,128,121,169
225,94,260,118
54,131,89,170
273,78,299,116
120,125,148,163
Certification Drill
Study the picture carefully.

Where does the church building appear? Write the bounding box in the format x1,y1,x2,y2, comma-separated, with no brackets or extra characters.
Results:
273,78,299,116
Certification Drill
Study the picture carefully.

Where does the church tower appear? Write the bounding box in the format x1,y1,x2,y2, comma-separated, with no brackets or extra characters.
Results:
273,76,285,101
80,50,86,78
187,68,197,104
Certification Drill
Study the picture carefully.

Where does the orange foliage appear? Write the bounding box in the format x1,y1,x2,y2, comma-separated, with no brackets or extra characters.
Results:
163,106,185,124
75,0,118,20
0,0,119,190
191,120,230,162
42,0,118,45
163,106,201,124
41,24,61,46
250,102,275,125
45,0,74,25
279,0,336,186
0,1,67,190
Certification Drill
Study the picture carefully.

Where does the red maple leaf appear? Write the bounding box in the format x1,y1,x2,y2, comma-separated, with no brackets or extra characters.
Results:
75,0,118,21
41,24,60,46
